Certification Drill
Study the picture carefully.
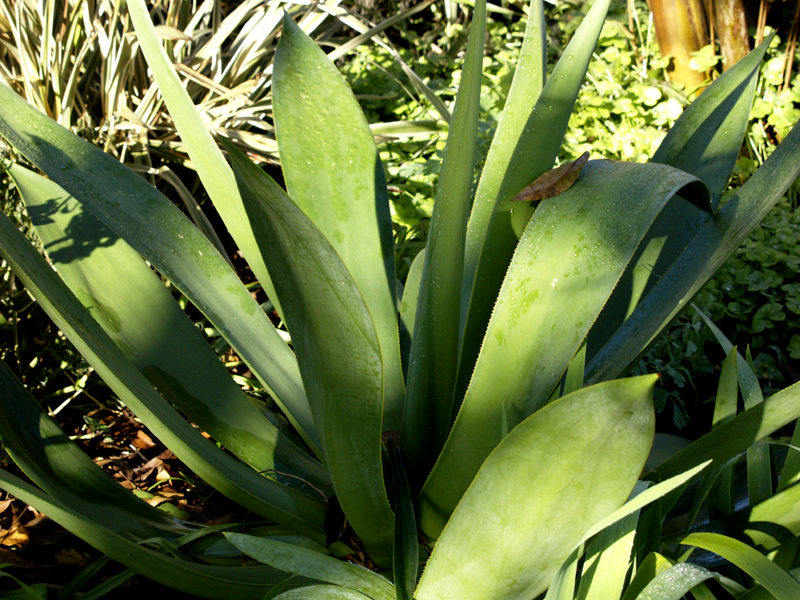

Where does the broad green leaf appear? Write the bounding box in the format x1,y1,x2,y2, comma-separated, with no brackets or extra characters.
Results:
7,161,329,493
585,119,800,385
126,0,285,320
0,84,322,459
586,36,771,363
390,444,418,600
271,586,375,600
648,381,800,484
0,470,309,600
273,13,405,431
415,376,656,600
224,141,393,566
675,533,800,600
0,211,327,537
225,534,394,600
420,162,706,536
633,563,719,600
402,0,486,477
653,35,774,206
456,0,610,407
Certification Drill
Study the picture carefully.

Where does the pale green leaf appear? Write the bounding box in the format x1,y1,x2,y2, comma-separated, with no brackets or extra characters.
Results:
586,120,800,385
416,376,656,600
225,140,394,566
273,13,405,432
126,0,285,320
0,84,321,458
420,162,706,537
0,211,327,537
456,0,610,406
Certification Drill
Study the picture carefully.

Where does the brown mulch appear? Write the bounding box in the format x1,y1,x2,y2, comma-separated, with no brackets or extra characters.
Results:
0,402,252,599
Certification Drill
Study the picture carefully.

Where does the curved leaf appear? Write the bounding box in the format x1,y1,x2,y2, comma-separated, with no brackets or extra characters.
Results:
586,35,772,367
633,563,718,600
420,161,706,536
225,534,394,600
127,0,285,320
585,119,800,385
415,376,656,600
675,533,800,600
0,470,311,600
0,362,184,539
7,161,329,492
648,381,800,485
225,141,394,566
0,84,321,458
0,211,327,537
687,474,800,552
273,14,404,431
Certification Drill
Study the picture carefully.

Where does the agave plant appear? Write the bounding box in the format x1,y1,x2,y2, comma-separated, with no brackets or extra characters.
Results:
2,0,800,598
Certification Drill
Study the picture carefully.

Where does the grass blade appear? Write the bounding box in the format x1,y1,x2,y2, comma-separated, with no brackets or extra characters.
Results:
0,470,306,600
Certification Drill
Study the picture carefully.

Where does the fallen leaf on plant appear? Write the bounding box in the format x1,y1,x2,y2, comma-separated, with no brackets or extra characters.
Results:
513,151,590,202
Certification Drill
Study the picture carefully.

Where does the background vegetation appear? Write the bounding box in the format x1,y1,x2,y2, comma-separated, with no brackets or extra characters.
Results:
0,0,799,596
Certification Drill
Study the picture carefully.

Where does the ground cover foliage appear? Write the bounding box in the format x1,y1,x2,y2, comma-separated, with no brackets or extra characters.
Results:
0,0,799,598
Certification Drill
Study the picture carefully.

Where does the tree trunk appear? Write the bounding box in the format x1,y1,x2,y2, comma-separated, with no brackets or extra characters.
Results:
648,0,710,91
714,0,751,70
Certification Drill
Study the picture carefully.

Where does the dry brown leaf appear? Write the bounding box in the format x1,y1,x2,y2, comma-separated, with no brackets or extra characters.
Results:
132,429,156,449
0,526,30,546
512,151,590,202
